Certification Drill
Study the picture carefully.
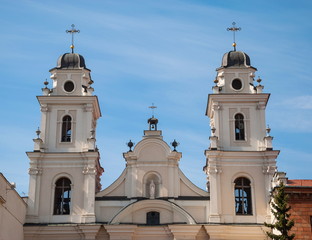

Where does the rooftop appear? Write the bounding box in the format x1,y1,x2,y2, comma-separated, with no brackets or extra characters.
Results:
287,179,312,187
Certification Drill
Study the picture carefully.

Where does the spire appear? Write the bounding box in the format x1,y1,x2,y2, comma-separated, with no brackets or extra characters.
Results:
227,22,241,51
66,24,80,53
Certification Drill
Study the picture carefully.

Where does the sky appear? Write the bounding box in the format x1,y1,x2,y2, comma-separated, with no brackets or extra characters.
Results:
0,0,311,195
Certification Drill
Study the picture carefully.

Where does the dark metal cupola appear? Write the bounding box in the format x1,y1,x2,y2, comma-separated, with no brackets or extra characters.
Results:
148,116,158,130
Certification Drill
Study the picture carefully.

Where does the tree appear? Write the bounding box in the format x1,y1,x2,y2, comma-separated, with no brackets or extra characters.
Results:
265,182,295,240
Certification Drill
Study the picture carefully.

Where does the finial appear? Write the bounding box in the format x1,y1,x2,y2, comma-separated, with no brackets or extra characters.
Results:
148,103,157,117
66,24,80,53
127,140,134,152
36,127,41,139
90,129,95,139
211,127,216,136
214,77,219,86
266,125,271,136
171,139,179,152
44,79,49,88
227,22,241,51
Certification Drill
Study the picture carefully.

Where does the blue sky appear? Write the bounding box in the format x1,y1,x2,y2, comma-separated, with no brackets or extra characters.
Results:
0,0,311,195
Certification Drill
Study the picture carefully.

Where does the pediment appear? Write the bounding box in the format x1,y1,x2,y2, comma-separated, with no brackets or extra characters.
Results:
124,137,177,162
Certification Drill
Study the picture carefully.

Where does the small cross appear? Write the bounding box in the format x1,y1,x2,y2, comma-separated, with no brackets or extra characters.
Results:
66,24,80,53
227,22,241,51
148,103,157,117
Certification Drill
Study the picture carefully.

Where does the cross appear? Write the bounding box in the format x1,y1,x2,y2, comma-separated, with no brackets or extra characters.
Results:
227,22,241,51
66,24,80,53
148,103,157,117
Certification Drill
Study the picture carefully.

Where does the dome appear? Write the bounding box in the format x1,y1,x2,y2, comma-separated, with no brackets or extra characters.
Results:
54,53,87,70
148,117,158,125
221,51,252,68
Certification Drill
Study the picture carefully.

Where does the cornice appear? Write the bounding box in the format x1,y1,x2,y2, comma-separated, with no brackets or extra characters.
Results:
37,95,101,118
206,93,270,116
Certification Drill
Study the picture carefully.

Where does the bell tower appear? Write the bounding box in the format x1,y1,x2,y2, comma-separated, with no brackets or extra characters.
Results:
26,26,103,224
204,27,279,224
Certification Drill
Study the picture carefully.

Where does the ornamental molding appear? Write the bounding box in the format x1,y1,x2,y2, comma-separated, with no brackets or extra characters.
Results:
40,104,49,112
206,165,222,175
83,166,96,175
50,73,57,79
212,104,222,111
83,104,93,112
256,101,266,110
28,167,43,175
262,165,277,175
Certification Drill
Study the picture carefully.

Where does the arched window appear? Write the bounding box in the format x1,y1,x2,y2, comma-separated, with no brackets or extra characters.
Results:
234,177,252,215
235,113,245,140
61,115,72,142
146,211,160,225
54,177,71,215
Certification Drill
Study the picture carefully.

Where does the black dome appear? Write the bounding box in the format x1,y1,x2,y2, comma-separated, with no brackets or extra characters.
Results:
221,51,251,68
55,53,87,69
148,117,158,125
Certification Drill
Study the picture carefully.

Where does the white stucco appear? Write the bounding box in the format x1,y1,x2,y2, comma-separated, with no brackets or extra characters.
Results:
21,49,278,239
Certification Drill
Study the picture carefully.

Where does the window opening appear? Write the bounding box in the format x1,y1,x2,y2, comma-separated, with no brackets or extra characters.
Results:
61,115,72,142
146,211,160,225
54,177,71,215
235,113,245,140
235,177,252,215
64,81,74,92
232,78,242,90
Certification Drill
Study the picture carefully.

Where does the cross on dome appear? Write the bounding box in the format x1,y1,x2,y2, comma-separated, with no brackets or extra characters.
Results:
227,22,241,51
66,24,80,53
148,103,157,117
148,103,158,131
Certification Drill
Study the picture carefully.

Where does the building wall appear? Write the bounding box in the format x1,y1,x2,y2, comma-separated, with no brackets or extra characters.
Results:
286,181,312,240
0,173,27,240
24,223,268,240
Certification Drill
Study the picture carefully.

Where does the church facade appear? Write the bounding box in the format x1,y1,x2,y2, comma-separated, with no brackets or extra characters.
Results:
19,41,284,239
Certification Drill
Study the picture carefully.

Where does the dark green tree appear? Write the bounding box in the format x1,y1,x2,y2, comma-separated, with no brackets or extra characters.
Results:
264,182,295,240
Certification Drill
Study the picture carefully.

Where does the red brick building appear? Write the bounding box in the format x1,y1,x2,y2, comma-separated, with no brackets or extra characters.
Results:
286,180,312,239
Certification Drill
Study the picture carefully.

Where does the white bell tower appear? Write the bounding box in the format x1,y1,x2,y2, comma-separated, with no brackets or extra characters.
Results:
204,28,279,224
26,27,103,224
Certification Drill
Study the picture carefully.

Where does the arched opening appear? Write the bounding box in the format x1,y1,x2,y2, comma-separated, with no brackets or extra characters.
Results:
234,113,245,140
146,211,160,225
61,115,72,142
53,177,71,215
234,177,252,215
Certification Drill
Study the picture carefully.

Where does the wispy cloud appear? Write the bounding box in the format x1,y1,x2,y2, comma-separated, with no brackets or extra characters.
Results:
1,0,311,194
279,95,312,109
